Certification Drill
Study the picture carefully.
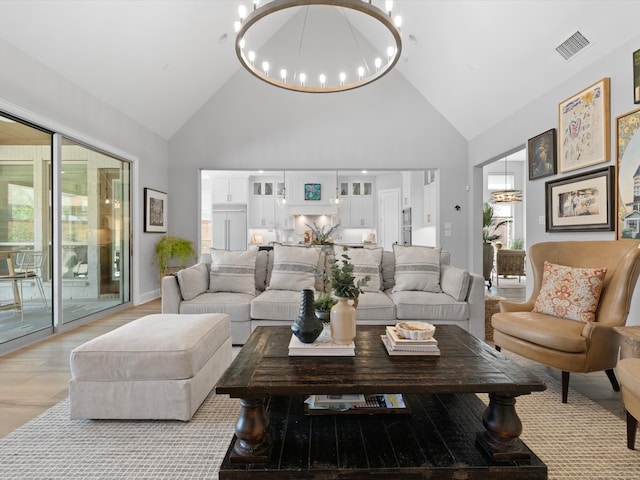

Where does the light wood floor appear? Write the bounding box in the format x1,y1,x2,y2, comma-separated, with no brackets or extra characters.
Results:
0,299,161,438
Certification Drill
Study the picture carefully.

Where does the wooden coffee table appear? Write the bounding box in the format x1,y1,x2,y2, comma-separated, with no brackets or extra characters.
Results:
216,325,547,479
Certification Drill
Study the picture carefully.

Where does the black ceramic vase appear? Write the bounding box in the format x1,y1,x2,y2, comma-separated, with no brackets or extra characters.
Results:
291,289,323,343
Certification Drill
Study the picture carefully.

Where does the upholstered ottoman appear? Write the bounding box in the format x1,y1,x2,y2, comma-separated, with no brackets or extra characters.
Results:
69,313,231,421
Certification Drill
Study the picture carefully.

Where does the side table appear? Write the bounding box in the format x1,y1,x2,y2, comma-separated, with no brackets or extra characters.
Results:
614,326,640,359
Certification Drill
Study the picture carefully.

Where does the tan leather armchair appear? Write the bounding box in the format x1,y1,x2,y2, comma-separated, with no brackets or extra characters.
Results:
491,240,640,403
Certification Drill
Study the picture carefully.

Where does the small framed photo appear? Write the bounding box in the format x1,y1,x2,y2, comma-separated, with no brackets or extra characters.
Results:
304,183,321,201
558,77,610,173
634,49,640,104
528,128,557,180
545,166,614,232
144,188,167,233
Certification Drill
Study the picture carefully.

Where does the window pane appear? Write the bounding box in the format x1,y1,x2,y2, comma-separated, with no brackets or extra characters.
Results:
61,139,130,323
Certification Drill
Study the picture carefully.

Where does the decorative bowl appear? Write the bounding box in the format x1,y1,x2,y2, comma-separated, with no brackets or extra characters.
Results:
395,321,436,340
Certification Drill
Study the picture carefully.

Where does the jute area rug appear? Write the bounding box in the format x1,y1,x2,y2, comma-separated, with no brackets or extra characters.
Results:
1,353,639,480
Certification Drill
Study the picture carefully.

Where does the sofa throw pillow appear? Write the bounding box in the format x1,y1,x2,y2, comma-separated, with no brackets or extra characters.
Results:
335,246,383,292
392,245,442,293
209,247,258,295
267,244,321,291
533,261,607,322
440,265,471,301
176,263,209,301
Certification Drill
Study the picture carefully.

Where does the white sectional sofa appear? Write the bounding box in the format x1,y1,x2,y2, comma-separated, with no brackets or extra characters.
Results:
161,244,485,345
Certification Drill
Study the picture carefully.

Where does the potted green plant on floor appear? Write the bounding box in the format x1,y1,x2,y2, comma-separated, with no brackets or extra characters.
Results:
482,203,510,285
154,234,196,279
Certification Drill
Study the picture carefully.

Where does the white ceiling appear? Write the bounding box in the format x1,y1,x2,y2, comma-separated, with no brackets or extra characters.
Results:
0,0,639,141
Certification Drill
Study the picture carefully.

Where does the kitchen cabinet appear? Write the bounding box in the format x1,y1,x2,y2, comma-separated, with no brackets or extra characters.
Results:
249,177,287,228
213,177,248,204
337,176,375,228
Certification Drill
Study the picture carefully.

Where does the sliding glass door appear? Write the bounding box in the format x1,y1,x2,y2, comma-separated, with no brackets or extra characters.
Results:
0,113,131,347
0,115,53,342
61,139,130,323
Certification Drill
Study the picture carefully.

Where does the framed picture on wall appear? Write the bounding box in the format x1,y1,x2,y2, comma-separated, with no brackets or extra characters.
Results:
304,183,321,201
558,77,610,173
528,128,557,180
545,166,614,232
616,107,640,238
634,49,640,104
144,188,167,233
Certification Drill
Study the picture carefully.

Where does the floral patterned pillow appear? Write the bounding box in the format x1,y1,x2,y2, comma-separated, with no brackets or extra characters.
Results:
533,261,607,322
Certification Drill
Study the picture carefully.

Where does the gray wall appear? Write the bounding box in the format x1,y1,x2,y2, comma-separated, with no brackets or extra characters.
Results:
469,33,640,323
169,67,469,263
0,38,169,303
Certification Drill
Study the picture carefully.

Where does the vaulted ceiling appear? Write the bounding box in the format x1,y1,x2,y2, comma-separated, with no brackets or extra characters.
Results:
1,1,639,141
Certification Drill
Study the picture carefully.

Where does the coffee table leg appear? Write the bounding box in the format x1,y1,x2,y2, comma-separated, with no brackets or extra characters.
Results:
230,396,272,464
476,392,531,463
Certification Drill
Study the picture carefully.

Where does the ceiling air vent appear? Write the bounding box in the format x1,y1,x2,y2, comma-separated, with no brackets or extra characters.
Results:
556,31,591,60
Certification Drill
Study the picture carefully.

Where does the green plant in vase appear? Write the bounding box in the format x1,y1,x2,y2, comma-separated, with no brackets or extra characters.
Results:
330,247,370,308
314,293,338,322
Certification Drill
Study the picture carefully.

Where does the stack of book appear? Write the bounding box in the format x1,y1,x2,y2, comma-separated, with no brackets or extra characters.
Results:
288,331,355,356
381,326,441,356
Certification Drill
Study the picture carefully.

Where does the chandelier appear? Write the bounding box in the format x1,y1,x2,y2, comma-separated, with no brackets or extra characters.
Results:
491,156,523,204
234,0,403,93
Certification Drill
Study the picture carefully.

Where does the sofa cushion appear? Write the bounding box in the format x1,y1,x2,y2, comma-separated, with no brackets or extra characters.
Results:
390,290,469,321
334,246,383,292
209,247,258,295
176,263,209,301
178,292,253,323
267,244,321,291
255,249,269,291
440,265,470,301
69,313,230,381
251,289,302,320
354,291,396,320
392,245,442,293
533,261,607,322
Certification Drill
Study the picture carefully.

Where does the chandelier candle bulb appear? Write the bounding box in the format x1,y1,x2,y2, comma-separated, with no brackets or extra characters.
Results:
262,61,269,75
280,69,287,82
238,4,247,19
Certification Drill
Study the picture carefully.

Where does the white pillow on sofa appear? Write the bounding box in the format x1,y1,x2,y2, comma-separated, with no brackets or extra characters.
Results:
392,244,442,293
176,263,209,301
334,246,383,292
209,247,258,295
267,244,321,291
440,264,470,301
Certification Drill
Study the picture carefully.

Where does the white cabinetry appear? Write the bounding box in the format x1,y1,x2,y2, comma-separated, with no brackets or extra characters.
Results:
337,177,375,228
249,177,287,227
213,177,247,204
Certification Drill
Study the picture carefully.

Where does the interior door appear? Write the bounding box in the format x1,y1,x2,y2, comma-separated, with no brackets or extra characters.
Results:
378,189,401,251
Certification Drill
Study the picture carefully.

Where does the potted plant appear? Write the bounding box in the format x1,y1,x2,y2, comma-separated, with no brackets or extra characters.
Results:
313,293,337,322
154,234,196,279
330,248,370,305
482,203,510,284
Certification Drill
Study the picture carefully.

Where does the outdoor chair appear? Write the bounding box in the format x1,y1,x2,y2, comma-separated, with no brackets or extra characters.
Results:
0,250,48,311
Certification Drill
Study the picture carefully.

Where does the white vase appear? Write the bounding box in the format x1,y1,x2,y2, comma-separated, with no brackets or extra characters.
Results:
330,297,357,345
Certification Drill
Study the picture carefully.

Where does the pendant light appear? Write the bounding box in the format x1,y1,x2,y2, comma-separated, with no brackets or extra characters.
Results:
491,156,522,204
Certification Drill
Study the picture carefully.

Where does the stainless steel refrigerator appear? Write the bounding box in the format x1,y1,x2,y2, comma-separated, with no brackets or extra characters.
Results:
211,204,247,250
